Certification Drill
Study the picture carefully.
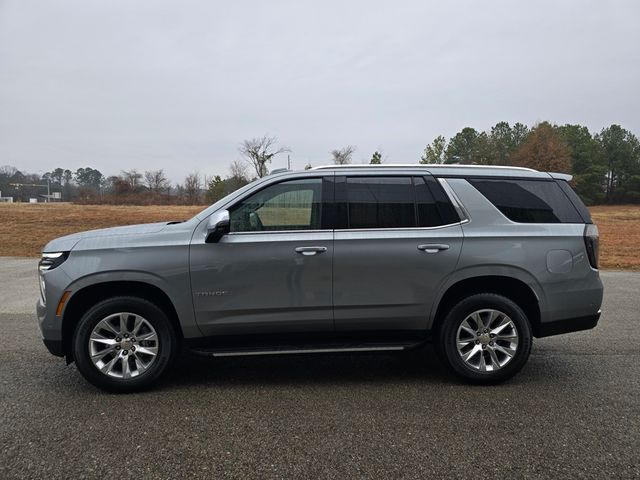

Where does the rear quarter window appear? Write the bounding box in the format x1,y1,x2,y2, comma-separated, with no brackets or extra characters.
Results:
469,178,584,223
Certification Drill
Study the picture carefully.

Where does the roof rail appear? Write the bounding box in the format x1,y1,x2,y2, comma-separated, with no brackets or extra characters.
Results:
311,164,537,172
269,168,291,175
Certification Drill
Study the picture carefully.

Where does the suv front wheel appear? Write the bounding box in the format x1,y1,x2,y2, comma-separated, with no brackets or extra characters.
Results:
437,293,532,384
72,296,177,392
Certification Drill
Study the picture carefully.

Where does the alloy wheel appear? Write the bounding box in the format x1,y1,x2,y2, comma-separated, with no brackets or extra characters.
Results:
456,309,519,372
88,312,159,379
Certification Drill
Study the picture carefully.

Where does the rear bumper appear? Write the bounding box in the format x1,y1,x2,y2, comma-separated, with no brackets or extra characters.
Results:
534,311,601,338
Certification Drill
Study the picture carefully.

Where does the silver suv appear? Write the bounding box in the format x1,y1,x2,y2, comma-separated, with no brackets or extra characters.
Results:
37,165,603,392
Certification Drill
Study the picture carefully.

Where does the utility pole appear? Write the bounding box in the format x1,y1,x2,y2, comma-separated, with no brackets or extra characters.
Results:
287,154,291,170
10,182,56,202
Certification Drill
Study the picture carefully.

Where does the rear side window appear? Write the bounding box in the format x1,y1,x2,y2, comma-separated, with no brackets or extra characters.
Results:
415,177,460,227
469,178,583,223
341,176,460,229
347,177,415,228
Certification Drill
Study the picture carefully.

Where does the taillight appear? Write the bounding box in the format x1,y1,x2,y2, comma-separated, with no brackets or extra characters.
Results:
583,224,599,269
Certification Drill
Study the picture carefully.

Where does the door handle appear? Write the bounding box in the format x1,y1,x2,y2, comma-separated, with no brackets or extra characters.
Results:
295,246,328,256
417,244,450,254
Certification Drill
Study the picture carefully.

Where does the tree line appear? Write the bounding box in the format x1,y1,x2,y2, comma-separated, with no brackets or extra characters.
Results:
1,122,639,205
330,122,640,205
0,165,193,205
418,122,640,205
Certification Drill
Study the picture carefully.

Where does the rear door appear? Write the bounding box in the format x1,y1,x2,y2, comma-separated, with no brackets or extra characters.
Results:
332,174,463,333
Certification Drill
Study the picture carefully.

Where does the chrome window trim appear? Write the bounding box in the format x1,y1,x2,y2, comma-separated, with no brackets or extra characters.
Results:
333,221,467,234
226,223,468,236
226,229,329,236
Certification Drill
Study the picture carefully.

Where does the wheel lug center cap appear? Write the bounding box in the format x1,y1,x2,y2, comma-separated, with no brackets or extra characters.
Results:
478,333,491,345
120,339,133,350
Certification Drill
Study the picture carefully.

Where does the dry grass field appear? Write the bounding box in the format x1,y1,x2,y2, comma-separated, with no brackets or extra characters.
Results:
0,203,203,258
589,205,640,270
0,203,638,269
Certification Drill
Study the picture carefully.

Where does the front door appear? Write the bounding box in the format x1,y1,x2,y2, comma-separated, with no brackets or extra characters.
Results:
190,177,334,337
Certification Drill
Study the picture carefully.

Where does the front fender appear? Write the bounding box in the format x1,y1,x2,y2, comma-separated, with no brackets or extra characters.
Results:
60,269,200,339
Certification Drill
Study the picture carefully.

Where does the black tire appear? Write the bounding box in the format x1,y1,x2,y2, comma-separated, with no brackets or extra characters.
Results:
437,293,532,384
72,296,177,393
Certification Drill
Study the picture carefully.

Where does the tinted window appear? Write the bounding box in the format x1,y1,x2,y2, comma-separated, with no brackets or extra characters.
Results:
469,178,583,223
556,180,592,223
414,177,460,227
230,179,323,232
347,177,415,228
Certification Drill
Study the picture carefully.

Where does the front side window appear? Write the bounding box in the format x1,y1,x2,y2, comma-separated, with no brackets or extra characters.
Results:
229,178,323,232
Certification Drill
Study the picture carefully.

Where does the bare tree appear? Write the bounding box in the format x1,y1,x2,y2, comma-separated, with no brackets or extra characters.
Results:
229,159,247,180
173,183,185,200
144,169,169,193
121,169,143,190
223,159,248,192
239,135,290,178
330,146,355,165
183,172,201,204
109,175,131,195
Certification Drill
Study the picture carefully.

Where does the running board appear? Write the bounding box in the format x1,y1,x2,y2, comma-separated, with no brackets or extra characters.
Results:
190,343,419,358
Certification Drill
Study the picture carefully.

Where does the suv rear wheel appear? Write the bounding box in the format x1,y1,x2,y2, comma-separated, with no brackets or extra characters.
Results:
437,293,532,384
72,296,177,392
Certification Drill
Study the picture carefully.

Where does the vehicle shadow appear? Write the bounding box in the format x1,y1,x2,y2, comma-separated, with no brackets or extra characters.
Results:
161,344,453,390
35,343,557,394
157,342,572,392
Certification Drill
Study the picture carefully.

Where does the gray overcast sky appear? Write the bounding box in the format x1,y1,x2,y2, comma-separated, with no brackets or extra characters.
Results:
1,0,639,182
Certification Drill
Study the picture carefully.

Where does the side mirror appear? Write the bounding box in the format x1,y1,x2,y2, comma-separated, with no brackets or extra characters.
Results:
205,210,230,243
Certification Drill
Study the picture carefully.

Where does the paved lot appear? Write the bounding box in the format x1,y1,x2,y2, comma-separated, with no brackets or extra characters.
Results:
0,257,638,479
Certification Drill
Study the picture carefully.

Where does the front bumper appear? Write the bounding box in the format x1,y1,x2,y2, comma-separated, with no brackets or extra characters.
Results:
37,296,65,357
36,263,73,358
43,338,64,356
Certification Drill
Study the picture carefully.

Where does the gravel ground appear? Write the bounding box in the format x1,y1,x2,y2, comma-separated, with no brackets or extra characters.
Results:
0,258,638,479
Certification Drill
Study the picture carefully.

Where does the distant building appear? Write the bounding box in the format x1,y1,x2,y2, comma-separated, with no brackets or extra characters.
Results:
0,191,14,203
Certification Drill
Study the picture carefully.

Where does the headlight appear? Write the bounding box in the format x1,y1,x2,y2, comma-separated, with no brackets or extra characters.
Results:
38,252,69,303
